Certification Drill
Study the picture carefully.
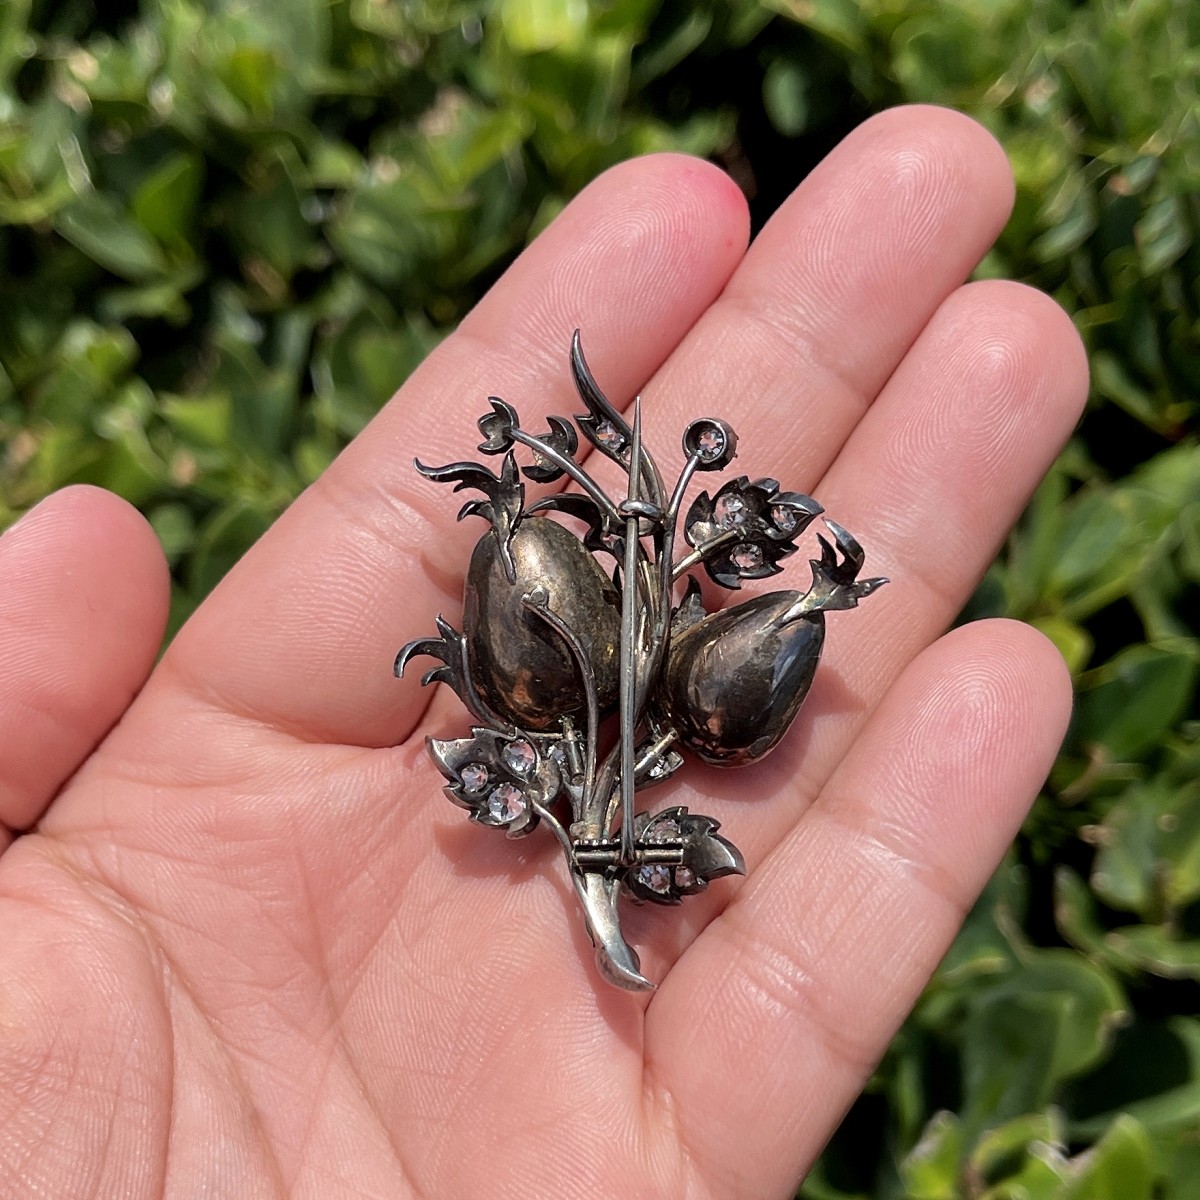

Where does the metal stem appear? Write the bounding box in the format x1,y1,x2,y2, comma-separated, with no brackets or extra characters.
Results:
618,401,644,865
510,428,621,526
671,527,738,579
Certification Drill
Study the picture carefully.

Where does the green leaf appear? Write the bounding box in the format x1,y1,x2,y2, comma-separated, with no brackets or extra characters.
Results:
422,103,532,194
1135,194,1190,275
900,1111,963,1199
1090,350,1168,434
1053,867,1107,957
1074,645,1198,761
763,57,810,137
1050,488,1130,598
220,45,280,118
1031,615,1093,674
54,192,169,281
934,856,1025,988
0,0,32,86
1090,775,1200,917
1062,1115,1156,1199
765,0,866,56
499,0,588,53
161,393,232,449
1074,1019,1200,1138
979,1148,1069,1200
1103,926,1200,982
630,8,711,88
969,1110,1064,1183
131,152,204,245
29,321,140,423
1091,781,1164,916
1161,1133,1200,1199
961,952,1126,1134
148,501,196,567
962,989,1073,1132
225,167,315,283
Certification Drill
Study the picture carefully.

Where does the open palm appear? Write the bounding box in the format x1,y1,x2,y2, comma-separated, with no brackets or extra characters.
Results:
1,107,1086,1199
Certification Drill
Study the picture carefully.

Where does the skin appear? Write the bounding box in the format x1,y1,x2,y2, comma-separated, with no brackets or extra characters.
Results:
0,106,1087,1199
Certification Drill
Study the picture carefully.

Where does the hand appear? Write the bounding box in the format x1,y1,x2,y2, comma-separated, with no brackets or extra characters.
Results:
0,106,1086,1199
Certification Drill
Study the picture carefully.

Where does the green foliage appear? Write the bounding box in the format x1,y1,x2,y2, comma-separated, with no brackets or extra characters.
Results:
1,1,1198,1196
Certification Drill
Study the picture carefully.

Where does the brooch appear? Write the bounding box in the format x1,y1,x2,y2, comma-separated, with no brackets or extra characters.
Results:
396,333,886,989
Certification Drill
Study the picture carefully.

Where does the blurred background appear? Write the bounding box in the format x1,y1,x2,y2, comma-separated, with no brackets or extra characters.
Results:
0,0,1197,1195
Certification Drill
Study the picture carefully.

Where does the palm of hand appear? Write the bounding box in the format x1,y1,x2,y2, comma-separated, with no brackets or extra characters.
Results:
0,109,1085,1200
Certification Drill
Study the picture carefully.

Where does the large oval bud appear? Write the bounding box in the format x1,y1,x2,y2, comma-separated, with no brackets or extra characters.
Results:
464,518,621,729
656,591,824,766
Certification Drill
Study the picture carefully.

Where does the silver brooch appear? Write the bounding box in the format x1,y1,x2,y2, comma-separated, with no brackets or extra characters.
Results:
396,332,886,989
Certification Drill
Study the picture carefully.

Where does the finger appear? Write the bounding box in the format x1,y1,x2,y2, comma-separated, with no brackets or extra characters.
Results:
597,105,1016,501
778,278,1088,799
0,486,169,835
158,153,750,746
647,620,1072,1197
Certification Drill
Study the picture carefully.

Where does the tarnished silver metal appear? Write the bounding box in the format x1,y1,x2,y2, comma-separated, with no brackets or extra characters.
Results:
395,331,887,990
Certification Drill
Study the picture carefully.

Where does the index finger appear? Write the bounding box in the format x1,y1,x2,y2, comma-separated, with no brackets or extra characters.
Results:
155,154,751,746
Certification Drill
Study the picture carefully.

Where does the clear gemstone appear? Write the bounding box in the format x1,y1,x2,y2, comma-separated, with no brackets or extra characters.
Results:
696,426,725,459
674,866,697,889
714,493,748,528
732,543,763,571
502,739,536,775
646,818,681,843
460,763,489,793
771,504,799,534
487,783,527,823
637,864,672,893
647,750,682,782
594,420,624,450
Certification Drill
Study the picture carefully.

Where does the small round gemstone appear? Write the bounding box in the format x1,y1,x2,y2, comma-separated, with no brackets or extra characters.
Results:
594,420,624,450
732,543,764,571
696,426,725,459
714,493,748,528
674,866,697,889
487,783,527,824
459,763,489,793
502,739,536,775
637,864,672,893
771,504,799,534
645,818,681,843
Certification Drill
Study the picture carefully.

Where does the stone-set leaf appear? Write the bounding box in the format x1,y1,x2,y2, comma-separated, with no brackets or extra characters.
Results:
684,475,823,588
520,415,580,482
428,726,562,837
625,807,746,904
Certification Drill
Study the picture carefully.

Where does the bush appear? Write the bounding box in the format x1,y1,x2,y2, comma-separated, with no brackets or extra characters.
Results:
1,1,1197,1196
